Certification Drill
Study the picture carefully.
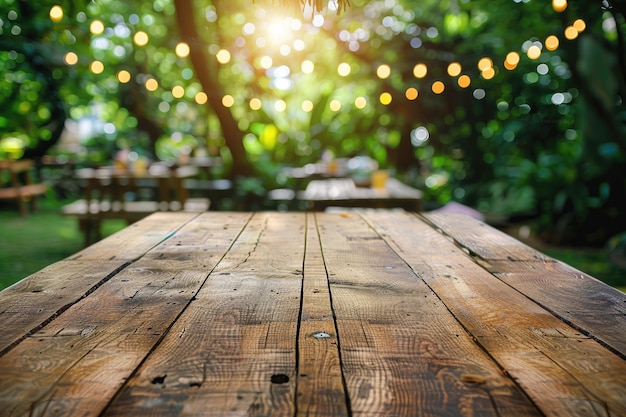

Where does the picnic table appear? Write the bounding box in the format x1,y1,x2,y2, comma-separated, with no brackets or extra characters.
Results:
299,177,422,211
0,211,624,416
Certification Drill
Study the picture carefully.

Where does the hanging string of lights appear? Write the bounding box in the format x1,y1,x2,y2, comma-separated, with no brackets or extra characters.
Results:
53,0,585,114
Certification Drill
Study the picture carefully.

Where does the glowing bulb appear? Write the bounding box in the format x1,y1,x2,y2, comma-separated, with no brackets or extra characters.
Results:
90,20,104,35
380,92,392,105
478,57,493,71
552,0,567,12
564,26,578,40
545,35,559,51
64,52,78,65
405,87,418,100
250,98,262,110
413,63,427,78
90,60,104,74
527,45,542,59
447,62,462,77
175,42,190,58
172,86,185,98
134,31,149,46
376,64,391,79
145,78,159,91
338,63,351,77
216,49,231,64
50,5,63,22
195,92,208,104
222,95,235,107
301,60,314,74
458,75,471,88
117,70,131,83
431,81,445,94
573,19,586,33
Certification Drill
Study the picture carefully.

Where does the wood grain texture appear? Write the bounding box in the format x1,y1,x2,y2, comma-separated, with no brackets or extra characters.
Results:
0,259,127,355
1,211,624,417
424,212,626,357
316,212,539,416
103,212,305,416
297,213,349,416
366,210,626,417
0,212,249,417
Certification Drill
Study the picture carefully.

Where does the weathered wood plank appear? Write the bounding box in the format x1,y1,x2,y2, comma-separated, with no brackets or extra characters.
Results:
423,212,626,356
317,212,539,416
0,260,127,355
366,210,626,417
0,213,250,417
296,213,349,416
103,212,306,416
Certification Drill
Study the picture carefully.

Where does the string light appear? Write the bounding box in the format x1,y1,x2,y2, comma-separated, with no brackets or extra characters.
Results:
49,5,63,22
90,20,104,35
92,12,587,114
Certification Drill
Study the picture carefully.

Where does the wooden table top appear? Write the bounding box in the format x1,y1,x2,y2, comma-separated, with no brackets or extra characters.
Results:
1,211,624,416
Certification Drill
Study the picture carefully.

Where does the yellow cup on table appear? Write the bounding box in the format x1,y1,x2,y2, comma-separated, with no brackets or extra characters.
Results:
371,169,389,189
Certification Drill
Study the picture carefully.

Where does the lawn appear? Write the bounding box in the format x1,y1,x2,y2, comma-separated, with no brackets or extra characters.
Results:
1,195,625,293
0,196,126,290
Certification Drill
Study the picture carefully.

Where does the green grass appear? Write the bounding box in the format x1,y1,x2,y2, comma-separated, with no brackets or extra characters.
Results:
1,195,625,293
0,195,126,290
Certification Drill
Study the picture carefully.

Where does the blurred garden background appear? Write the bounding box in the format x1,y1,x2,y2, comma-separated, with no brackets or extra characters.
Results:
1,0,626,291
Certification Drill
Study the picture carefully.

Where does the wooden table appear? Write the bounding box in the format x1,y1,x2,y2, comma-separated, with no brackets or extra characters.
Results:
299,178,422,211
1,211,625,416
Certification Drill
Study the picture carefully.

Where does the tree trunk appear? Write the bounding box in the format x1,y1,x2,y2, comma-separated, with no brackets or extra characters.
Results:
173,0,254,177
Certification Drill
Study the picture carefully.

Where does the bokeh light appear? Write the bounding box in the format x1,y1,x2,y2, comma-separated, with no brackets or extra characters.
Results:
478,57,493,71
216,49,231,64
405,87,418,100
50,5,63,22
573,19,586,33
330,100,342,112
552,0,567,12
249,98,262,110
504,52,520,70
338,63,351,77
64,52,78,65
564,26,578,40
134,31,149,46
172,86,185,98
447,62,462,77
274,100,287,112
376,64,391,79
527,45,542,59
380,92,392,105
222,95,235,107
90,60,104,74
195,92,208,104
413,63,427,78
431,81,445,94
145,78,159,91
117,70,131,83
175,42,190,58
90,20,104,35
301,60,314,74
354,96,367,109
458,75,471,88
302,100,313,112
545,35,559,51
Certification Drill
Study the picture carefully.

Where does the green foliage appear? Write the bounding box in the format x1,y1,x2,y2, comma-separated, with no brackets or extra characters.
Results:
1,0,625,245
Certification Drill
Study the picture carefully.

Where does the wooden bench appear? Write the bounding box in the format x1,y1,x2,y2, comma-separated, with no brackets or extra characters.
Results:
62,166,209,246
0,159,47,217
